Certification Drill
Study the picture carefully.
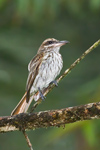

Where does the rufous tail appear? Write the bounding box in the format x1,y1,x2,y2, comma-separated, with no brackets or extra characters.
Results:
11,92,34,116
11,90,40,116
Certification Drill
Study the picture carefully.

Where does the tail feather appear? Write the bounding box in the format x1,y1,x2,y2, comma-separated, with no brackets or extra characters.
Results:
11,92,28,116
11,91,40,116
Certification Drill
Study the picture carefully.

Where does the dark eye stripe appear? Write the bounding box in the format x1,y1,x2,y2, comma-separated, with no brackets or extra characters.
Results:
44,40,58,46
48,41,53,44
45,41,56,45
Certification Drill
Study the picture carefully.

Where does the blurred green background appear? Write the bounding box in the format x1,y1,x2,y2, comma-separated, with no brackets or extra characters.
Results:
0,0,100,150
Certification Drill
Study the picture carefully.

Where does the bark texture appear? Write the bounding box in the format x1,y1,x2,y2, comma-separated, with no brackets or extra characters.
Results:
0,102,100,133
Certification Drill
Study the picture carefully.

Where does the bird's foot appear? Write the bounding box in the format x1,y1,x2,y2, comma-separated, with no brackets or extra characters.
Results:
50,80,58,87
38,87,46,100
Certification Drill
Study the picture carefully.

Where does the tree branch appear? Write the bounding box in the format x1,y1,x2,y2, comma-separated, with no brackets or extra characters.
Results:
0,102,100,132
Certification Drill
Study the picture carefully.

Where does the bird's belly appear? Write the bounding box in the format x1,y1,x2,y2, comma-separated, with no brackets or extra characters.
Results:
31,52,63,92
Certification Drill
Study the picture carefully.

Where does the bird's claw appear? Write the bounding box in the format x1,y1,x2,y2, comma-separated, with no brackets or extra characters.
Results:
50,80,58,87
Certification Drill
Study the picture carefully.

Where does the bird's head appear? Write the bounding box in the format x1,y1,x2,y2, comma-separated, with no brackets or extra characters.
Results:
38,38,69,53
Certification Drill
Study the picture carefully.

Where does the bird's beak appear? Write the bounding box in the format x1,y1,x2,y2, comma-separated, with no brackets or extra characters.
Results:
55,40,70,47
60,40,70,45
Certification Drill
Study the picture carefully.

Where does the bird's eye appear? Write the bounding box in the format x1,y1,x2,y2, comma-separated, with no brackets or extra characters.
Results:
48,41,53,44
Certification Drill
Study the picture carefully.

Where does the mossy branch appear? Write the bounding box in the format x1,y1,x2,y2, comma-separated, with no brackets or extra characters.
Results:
0,102,100,132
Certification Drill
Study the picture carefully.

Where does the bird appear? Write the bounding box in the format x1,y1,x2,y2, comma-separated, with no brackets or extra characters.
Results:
11,38,69,116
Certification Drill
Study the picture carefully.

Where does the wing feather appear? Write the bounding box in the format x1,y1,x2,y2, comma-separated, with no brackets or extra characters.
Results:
26,53,44,102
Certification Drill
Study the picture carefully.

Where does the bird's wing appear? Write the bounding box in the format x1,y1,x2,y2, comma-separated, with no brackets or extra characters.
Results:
26,52,44,102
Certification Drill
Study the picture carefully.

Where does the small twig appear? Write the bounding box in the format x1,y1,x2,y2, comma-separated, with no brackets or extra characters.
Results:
23,130,33,150
29,39,100,112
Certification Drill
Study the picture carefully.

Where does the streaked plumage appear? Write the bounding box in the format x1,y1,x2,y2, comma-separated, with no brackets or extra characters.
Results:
11,38,69,116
